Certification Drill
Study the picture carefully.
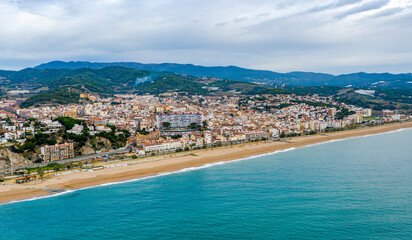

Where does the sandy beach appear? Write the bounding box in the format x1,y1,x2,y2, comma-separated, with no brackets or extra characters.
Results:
1,121,412,205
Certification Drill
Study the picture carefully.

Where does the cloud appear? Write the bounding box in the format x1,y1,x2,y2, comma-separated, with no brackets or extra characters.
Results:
309,0,364,12
0,0,411,74
369,6,405,18
335,0,391,18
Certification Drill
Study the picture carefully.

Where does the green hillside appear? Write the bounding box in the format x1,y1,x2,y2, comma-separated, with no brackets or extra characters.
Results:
12,67,263,107
20,88,80,108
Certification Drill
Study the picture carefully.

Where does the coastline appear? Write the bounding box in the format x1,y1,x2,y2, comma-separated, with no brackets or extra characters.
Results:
1,121,412,205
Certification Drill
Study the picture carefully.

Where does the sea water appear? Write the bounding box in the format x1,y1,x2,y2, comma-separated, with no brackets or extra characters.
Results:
1,128,412,239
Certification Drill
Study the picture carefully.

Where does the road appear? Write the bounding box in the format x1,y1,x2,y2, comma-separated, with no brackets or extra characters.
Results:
1,144,133,172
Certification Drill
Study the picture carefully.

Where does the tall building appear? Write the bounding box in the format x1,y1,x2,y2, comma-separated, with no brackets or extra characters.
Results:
156,113,203,129
40,143,75,162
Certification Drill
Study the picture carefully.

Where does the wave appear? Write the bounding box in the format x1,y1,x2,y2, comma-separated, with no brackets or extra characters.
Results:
300,127,410,149
2,127,410,206
1,190,75,206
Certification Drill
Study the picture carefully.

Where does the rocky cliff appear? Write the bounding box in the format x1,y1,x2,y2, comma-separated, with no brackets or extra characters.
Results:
0,147,33,169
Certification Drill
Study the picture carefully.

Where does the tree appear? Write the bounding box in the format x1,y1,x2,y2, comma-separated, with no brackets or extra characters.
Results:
188,122,201,130
20,141,36,151
38,168,44,181
138,128,149,135
108,124,116,132
55,116,83,130
202,120,208,129
163,122,171,129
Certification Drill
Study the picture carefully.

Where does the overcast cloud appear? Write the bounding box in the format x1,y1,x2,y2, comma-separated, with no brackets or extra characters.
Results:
0,0,411,74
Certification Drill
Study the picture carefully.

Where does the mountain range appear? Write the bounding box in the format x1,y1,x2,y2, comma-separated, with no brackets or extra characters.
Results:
35,61,412,89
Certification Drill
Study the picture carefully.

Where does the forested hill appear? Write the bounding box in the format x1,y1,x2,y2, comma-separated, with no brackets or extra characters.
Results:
1,64,410,110
0,66,265,107
0,66,151,92
34,61,412,89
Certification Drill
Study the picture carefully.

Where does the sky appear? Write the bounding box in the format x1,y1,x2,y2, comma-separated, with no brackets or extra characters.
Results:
0,0,411,74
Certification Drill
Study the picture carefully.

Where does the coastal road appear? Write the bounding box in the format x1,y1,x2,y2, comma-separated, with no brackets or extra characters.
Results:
1,145,133,172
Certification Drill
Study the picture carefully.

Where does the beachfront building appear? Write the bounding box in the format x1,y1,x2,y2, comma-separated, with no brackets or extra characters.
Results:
245,131,271,141
40,143,75,162
142,140,182,152
156,113,202,129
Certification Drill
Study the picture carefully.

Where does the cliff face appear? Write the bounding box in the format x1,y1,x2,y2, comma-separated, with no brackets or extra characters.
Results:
96,137,112,152
79,142,95,155
0,147,33,169
79,137,113,155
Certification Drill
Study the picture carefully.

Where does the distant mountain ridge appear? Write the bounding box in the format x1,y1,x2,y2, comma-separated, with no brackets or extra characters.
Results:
35,61,412,88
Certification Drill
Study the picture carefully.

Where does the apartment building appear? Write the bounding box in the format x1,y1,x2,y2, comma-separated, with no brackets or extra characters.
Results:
40,143,75,162
156,113,203,129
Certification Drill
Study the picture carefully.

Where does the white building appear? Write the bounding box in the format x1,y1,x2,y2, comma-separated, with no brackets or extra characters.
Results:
67,124,84,135
142,140,182,152
3,125,17,131
205,131,212,144
42,120,64,132
269,128,280,137
360,108,372,117
156,113,203,129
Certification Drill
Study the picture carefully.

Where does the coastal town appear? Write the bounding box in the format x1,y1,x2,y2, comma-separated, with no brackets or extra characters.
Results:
0,92,410,174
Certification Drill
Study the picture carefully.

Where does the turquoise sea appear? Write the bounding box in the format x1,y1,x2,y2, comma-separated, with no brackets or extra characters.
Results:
1,128,412,239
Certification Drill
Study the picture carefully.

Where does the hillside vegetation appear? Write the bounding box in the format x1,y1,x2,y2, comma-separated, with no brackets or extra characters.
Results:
9,67,263,107
34,61,412,88
0,64,409,111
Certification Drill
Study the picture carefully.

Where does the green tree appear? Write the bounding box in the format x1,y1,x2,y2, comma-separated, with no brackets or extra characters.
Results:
20,141,36,151
38,168,44,181
202,120,208,129
188,122,201,130
163,122,171,129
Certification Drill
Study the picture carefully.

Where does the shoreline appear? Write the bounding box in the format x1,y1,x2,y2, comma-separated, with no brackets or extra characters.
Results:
1,121,412,205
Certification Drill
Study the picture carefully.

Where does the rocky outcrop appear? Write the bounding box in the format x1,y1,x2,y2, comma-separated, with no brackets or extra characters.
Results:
79,142,95,155
79,137,112,155
95,137,112,152
0,147,33,169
